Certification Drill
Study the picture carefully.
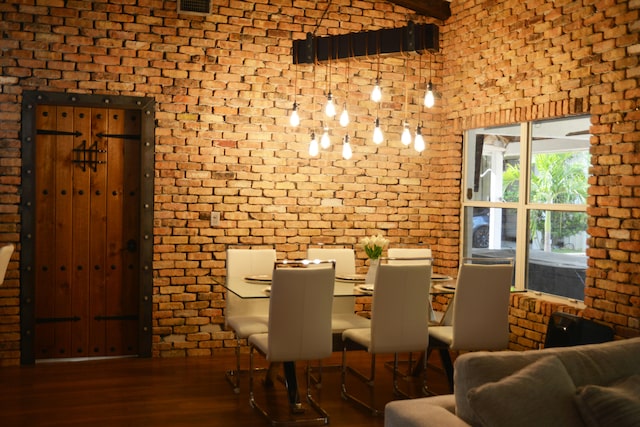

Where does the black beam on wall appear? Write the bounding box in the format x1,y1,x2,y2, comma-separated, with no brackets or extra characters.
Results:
293,22,439,64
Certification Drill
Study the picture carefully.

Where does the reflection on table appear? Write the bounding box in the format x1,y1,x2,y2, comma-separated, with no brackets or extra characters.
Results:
222,275,456,299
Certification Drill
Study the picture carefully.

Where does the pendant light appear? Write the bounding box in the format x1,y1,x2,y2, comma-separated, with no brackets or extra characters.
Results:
342,135,353,160
414,54,426,153
373,117,384,144
320,125,331,149
401,74,411,145
325,40,336,118
309,132,320,157
414,125,425,152
290,57,300,127
401,121,412,146
424,51,435,108
325,93,336,118
290,102,300,127
371,80,381,103
371,38,382,102
309,132,319,156
340,50,351,127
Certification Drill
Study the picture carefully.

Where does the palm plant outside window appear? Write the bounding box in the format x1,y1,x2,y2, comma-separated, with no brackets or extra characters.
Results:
462,116,590,300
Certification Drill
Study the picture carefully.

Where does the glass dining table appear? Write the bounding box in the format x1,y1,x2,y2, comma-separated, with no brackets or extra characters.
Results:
219,273,456,409
223,274,456,299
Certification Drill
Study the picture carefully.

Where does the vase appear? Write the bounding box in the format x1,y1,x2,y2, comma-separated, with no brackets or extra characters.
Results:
365,258,379,285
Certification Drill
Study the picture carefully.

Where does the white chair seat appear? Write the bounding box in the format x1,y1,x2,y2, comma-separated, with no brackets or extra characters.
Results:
428,325,453,343
331,313,370,333
227,316,269,338
341,327,370,348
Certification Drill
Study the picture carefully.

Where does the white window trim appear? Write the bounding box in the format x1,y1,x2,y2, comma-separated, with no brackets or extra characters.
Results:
462,120,589,298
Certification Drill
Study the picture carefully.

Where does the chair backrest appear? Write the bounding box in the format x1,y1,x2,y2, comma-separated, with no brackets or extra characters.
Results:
266,260,336,361
307,247,356,276
226,248,276,281
450,258,514,351
388,247,432,265
0,244,14,285
370,262,432,353
225,248,276,319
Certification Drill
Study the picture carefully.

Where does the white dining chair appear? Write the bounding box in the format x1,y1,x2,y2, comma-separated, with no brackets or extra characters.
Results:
428,258,514,391
388,247,440,323
248,260,335,426
341,260,432,415
224,247,277,393
307,246,370,333
388,247,432,261
386,248,435,376
0,244,14,285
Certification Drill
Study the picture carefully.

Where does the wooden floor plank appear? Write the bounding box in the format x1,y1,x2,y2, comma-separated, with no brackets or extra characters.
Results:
0,350,451,427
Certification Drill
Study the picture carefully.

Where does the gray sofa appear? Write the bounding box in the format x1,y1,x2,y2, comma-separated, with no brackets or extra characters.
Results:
385,337,640,427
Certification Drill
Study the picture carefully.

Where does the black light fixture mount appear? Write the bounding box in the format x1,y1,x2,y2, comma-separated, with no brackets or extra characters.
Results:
293,21,439,64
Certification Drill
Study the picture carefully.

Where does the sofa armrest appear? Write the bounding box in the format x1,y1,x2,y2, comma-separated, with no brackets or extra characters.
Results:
384,396,470,427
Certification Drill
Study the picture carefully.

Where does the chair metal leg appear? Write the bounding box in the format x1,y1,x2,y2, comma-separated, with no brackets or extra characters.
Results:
224,337,242,394
250,346,329,426
340,342,382,416
342,342,435,416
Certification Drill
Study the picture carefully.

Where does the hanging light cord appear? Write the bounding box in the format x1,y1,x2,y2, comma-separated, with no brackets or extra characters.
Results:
313,0,335,37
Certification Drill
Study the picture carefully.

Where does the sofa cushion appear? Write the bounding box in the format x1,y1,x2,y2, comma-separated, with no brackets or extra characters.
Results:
467,356,584,427
454,337,640,425
574,374,640,427
384,401,471,427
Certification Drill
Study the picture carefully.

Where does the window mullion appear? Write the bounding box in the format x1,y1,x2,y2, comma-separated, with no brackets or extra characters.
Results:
513,122,531,290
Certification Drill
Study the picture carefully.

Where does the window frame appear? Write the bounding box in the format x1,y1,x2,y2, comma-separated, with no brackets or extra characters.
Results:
461,116,589,300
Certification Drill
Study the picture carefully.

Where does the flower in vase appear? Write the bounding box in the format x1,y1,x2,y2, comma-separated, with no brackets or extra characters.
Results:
360,234,390,260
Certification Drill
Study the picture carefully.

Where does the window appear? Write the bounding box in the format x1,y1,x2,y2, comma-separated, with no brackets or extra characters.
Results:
462,116,590,300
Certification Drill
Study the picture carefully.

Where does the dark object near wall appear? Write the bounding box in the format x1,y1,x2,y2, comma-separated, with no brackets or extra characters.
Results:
544,312,614,348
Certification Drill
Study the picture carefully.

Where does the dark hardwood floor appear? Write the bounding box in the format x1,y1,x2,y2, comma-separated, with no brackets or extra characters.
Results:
1,350,451,427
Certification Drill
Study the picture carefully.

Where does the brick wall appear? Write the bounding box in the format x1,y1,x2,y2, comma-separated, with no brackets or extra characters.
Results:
441,0,640,342
0,0,638,365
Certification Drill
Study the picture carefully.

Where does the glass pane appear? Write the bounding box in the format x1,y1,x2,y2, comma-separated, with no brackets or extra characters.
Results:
530,116,590,205
463,206,517,256
527,209,587,300
465,124,521,203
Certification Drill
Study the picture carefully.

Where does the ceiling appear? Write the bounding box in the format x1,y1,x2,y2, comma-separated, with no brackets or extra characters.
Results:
387,0,451,20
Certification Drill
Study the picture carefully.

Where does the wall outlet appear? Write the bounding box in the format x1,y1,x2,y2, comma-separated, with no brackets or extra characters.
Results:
210,211,220,227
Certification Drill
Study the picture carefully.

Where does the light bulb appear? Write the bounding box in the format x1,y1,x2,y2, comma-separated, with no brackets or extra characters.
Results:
373,117,383,144
339,104,350,127
414,126,425,152
424,82,435,108
325,92,336,118
401,121,412,146
371,80,381,103
342,135,353,160
309,132,319,156
320,128,330,149
289,102,300,127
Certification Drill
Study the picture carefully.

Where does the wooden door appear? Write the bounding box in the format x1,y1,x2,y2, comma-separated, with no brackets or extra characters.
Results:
34,105,141,360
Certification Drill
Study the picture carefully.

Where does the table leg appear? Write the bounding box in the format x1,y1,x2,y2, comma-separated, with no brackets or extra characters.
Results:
283,361,303,413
